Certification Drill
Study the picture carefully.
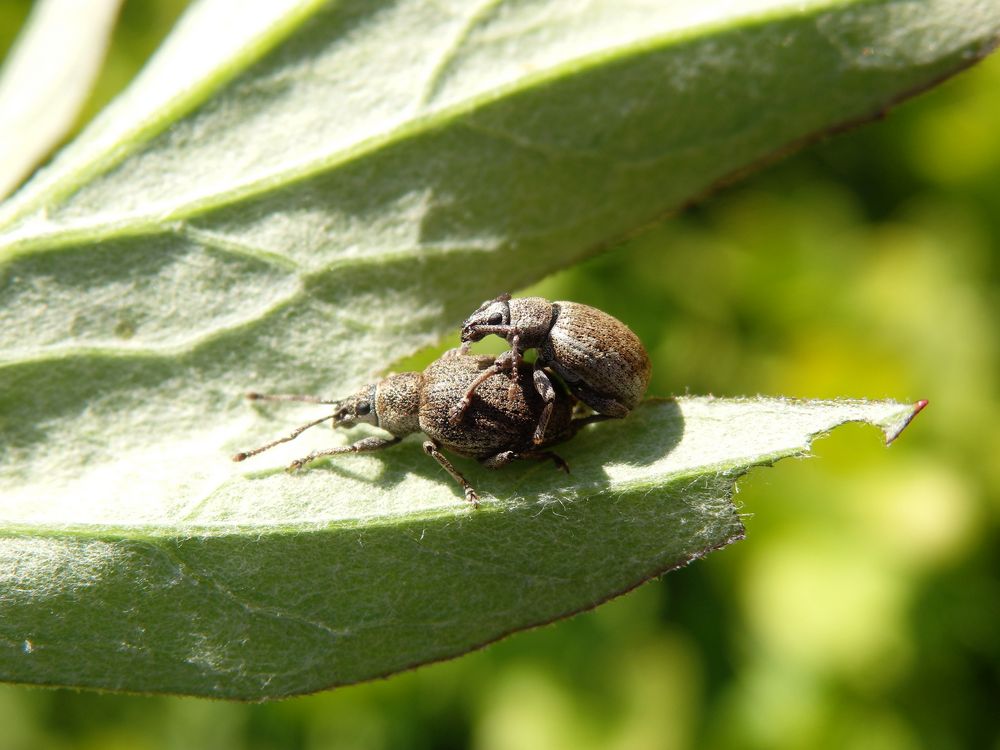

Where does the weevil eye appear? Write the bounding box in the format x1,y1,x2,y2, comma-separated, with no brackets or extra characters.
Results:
487,312,503,325
355,400,371,416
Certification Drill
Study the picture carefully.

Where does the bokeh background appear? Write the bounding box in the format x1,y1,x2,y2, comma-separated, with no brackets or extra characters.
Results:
2,2,998,748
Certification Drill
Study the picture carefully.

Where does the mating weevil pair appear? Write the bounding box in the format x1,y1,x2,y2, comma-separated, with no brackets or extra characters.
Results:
233,295,651,505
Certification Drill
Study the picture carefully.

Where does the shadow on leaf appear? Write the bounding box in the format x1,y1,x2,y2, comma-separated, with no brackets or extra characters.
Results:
242,398,684,505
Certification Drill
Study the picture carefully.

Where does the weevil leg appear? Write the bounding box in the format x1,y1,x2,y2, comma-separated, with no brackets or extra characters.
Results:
569,383,630,418
504,334,522,399
232,412,341,462
530,366,558,445
479,450,517,468
448,359,507,425
522,450,570,473
423,440,479,506
481,449,569,473
566,413,613,437
287,436,402,471
442,341,473,358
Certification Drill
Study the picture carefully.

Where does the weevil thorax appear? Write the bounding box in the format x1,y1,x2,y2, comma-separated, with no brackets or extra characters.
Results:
371,372,422,437
460,294,555,348
507,297,556,348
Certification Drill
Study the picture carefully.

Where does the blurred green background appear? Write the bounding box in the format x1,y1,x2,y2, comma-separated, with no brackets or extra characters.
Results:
2,2,998,749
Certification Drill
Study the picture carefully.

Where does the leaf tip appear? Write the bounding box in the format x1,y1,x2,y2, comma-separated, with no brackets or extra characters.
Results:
885,399,928,445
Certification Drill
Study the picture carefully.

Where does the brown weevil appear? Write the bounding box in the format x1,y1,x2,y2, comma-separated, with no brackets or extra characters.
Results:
232,352,602,505
452,295,651,443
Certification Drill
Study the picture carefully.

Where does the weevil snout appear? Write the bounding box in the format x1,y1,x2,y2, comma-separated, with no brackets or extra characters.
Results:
330,384,379,428
461,299,510,342
331,402,356,425
461,321,487,343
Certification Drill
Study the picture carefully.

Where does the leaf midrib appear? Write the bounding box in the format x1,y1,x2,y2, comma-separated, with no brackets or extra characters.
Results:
0,242,497,367
0,0,845,258
0,0,331,231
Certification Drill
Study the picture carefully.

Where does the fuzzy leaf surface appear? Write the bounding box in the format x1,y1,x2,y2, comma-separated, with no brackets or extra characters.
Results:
1,398,923,698
0,0,977,698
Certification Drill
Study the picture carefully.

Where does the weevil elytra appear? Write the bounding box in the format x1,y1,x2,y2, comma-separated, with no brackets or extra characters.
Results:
451,295,651,444
233,352,604,505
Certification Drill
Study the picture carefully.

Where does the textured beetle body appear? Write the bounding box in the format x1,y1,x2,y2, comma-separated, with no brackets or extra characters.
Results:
233,353,585,505
420,354,574,458
539,301,650,415
372,372,421,436
456,295,651,439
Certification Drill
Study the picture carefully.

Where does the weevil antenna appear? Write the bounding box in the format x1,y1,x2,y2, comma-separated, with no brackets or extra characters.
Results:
232,412,339,462
245,391,340,404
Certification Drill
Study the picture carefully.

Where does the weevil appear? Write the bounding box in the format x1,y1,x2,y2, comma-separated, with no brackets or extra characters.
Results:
232,352,603,505
451,295,651,443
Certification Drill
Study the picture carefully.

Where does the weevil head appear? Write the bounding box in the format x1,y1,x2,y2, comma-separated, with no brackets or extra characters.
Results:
372,372,422,437
330,375,421,438
331,383,380,428
461,293,513,343
461,295,554,348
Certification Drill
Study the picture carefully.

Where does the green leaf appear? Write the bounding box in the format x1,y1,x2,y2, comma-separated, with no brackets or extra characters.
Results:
1,397,924,698
0,0,982,698
0,0,122,200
